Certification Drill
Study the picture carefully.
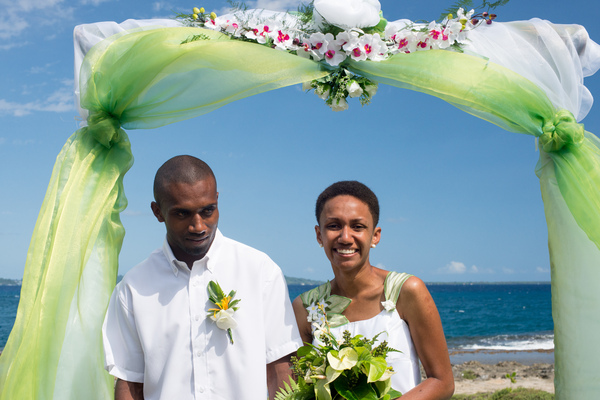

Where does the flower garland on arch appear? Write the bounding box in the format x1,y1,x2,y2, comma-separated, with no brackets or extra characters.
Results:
177,1,499,111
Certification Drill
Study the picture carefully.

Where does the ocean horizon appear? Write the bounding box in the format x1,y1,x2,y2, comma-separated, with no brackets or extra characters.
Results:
1,281,553,360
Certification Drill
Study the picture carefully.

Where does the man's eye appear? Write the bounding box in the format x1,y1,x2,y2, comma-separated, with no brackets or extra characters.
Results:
202,209,214,217
175,211,188,218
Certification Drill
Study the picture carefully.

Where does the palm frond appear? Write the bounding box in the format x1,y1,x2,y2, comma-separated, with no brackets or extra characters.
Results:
273,377,314,400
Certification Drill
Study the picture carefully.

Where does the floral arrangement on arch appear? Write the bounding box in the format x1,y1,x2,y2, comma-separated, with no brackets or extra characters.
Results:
177,0,502,110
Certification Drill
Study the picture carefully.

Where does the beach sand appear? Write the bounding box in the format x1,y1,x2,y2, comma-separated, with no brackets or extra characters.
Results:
448,349,555,395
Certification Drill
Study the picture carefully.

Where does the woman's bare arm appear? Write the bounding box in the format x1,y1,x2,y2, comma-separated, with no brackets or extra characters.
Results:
397,276,454,400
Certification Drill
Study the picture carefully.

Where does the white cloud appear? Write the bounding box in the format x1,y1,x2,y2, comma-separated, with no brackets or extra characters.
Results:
0,10,29,40
441,261,467,274
438,261,483,274
536,266,550,273
12,138,36,145
0,0,74,44
0,82,75,117
501,267,515,274
80,0,112,5
122,209,147,217
0,41,28,51
29,63,58,74
152,1,173,12
254,0,301,11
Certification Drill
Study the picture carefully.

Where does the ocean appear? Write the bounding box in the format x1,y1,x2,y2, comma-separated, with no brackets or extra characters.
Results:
287,282,554,358
1,283,553,358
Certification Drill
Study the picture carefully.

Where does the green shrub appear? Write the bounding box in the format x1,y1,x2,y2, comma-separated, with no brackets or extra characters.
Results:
462,369,478,380
452,388,554,400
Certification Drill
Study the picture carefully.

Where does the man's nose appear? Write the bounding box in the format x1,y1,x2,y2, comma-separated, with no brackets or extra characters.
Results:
189,214,206,233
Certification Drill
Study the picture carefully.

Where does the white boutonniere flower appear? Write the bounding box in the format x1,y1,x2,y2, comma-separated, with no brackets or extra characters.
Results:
207,281,240,344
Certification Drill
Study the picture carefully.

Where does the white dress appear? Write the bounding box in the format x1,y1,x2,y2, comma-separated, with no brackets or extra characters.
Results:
300,271,421,395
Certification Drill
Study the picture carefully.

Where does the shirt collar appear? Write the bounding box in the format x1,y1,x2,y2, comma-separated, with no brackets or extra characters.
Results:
162,229,223,276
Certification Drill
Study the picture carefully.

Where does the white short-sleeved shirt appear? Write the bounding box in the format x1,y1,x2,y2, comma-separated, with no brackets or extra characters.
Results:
102,229,302,400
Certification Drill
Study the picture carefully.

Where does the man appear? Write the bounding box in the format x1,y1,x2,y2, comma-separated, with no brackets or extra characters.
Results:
102,155,301,400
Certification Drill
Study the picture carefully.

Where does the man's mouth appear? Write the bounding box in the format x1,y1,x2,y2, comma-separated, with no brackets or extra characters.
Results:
187,236,207,243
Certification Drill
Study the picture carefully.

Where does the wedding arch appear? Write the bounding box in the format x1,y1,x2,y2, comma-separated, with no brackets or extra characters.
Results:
1,2,599,399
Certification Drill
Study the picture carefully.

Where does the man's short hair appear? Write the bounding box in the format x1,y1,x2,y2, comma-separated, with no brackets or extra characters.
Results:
315,180,380,226
153,155,216,205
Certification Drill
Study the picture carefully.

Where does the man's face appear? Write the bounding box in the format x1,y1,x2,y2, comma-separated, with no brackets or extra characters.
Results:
151,178,219,268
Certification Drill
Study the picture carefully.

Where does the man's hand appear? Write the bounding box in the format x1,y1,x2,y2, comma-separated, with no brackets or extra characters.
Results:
267,354,294,400
115,379,144,400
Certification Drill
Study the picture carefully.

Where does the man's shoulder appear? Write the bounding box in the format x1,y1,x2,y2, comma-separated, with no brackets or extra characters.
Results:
219,233,271,259
216,233,282,275
119,247,166,285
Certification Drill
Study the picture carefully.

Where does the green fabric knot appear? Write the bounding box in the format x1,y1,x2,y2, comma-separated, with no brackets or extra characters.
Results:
86,111,124,148
539,109,585,152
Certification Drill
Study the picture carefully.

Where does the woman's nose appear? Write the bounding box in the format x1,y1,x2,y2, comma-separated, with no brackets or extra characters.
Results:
339,226,352,243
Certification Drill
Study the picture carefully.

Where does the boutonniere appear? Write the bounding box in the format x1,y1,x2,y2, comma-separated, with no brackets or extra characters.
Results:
207,280,240,344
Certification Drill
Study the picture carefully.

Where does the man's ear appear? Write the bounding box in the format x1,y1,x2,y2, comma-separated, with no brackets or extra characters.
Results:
151,201,165,222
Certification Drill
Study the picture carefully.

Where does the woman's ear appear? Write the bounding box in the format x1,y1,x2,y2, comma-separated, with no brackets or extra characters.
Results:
315,225,322,246
372,226,382,246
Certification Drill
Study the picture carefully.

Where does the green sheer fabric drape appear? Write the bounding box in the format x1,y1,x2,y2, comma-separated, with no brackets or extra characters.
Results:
349,52,600,398
1,26,598,399
0,126,133,399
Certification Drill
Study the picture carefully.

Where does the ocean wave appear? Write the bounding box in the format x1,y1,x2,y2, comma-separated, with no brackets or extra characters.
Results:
448,332,554,351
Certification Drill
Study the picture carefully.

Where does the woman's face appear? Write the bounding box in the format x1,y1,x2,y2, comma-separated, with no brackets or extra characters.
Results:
316,195,381,272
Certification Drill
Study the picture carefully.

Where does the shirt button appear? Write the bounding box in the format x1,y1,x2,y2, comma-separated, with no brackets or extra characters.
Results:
198,387,205,393
196,350,202,357
195,314,200,321
193,280,199,287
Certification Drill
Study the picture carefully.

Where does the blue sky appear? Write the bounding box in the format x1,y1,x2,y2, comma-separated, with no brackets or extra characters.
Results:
1,0,599,282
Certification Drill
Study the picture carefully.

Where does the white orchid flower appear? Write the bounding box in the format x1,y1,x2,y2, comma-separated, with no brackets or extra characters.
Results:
347,81,363,98
315,85,330,100
365,83,378,98
330,97,348,111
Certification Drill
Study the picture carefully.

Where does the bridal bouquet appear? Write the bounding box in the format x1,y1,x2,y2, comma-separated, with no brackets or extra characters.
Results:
275,297,402,400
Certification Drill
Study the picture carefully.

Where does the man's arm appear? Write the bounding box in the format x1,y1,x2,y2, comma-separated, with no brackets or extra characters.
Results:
267,354,293,400
115,379,144,400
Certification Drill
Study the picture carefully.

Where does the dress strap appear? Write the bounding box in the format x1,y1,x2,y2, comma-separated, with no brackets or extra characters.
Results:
384,272,413,304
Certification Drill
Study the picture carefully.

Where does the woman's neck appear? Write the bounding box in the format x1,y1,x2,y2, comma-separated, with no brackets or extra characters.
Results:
331,264,382,298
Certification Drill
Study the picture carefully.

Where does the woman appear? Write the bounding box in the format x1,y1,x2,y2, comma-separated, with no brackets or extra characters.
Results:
292,181,454,399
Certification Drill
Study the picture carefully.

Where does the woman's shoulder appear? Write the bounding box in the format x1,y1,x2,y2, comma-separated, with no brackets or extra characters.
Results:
383,271,414,303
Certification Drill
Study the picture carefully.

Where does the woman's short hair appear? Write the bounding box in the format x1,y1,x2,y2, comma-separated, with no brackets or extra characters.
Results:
315,181,380,226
